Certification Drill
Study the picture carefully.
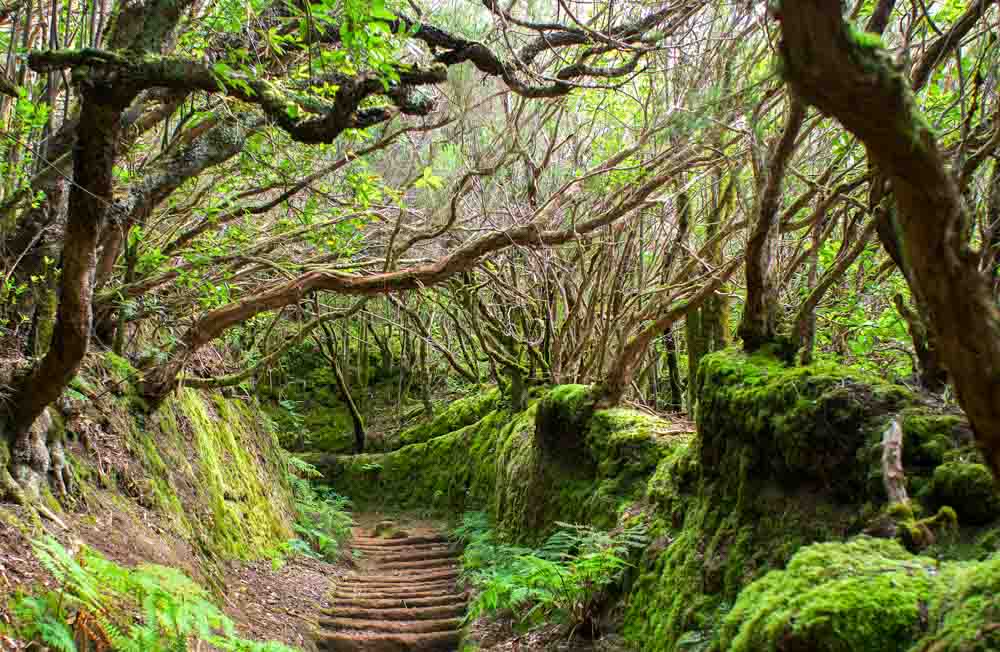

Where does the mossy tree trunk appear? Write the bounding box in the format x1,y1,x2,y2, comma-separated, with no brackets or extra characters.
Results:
685,172,734,408
779,0,1000,474
7,87,133,495
738,95,805,353
663,329,683,411
313,307,366,454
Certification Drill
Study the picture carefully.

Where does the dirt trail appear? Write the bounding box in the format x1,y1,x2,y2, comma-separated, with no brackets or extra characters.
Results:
316,520,467,651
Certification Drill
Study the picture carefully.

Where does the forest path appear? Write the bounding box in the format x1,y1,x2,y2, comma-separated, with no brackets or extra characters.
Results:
316,519,467,651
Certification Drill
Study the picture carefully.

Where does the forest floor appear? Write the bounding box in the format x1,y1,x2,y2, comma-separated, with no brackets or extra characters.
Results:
0,495,348,651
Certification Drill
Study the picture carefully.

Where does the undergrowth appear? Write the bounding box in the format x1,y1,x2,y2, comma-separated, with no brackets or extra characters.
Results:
285,455,353,561
8,537,296,651
453,511,648,639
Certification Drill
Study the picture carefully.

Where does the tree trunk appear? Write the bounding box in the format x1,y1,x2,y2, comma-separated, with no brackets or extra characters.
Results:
663,329,682,412
893,294,948,391
332,354,365,454
779,0,1000,474
8,87,126,462
738,97,805,352
597,258,741,409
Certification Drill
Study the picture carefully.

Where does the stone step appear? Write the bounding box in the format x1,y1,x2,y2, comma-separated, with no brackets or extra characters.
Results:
353,542,455,553
354,548,458,563
331,595,466,610
318,524,467,651
338,568,459,584
324,604,466,621
316,630,461,652
352,535,450,547
334,587,463,601
320,616,463,634
374,558,459,572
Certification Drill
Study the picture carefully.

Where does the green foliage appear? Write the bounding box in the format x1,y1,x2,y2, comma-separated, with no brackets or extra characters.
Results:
10,537,298,652
286,455,354,560
455,512,648,636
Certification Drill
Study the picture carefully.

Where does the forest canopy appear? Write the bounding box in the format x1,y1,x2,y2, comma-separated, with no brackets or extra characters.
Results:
1,0,1000,509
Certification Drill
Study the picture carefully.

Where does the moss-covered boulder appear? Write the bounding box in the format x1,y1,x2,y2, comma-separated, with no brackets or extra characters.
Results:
928,461,1000,525
696,351,910,500
535,384,596,458
901,410,971,468
390,388,501,450
720,537,1000,652
720,537,934,651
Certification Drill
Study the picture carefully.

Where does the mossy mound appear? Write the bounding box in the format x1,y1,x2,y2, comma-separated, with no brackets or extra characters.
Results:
696,351,911,500
927,461,1000,525
389,388,501,451
720,537,1000,652
624,349,940,650
318,385,688,541
535,384,596,458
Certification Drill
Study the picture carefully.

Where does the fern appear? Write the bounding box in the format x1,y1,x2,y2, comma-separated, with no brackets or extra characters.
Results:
457,513,649,637
11,537,302,652
285,453,354,560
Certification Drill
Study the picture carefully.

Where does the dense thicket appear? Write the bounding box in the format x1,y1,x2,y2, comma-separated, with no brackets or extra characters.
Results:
1,0,999,513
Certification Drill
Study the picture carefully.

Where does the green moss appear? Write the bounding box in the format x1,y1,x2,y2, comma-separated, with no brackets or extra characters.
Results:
696,350,910,501
929,462,1000,525
901,410,967,467
914,554,1000,651
622,349,921,650
535,384,596,458
847,24,887,51
105,350,138,383
393,388,501,450
128,389,294,562
720,537,1000,652
720,537,936,651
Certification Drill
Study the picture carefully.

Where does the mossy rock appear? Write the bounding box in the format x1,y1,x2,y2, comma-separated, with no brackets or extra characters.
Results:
928,461,1000,525
720,536,1000,652
696,349,911,500
720,537,936,651
392,388,501,450
901,410,970,468
534,384,596,460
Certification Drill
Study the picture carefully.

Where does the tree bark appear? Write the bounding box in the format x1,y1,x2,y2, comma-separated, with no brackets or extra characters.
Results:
779,0,1000,474
8,88,126,443
738,97,805,352
881,417,909,506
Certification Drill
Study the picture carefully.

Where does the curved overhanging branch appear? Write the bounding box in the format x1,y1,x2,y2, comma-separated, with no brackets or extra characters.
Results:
28,49,448,144
777,0,1000,474
137,144,690,404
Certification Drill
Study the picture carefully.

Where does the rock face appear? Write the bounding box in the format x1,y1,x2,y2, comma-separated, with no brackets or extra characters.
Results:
317,523,466,651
